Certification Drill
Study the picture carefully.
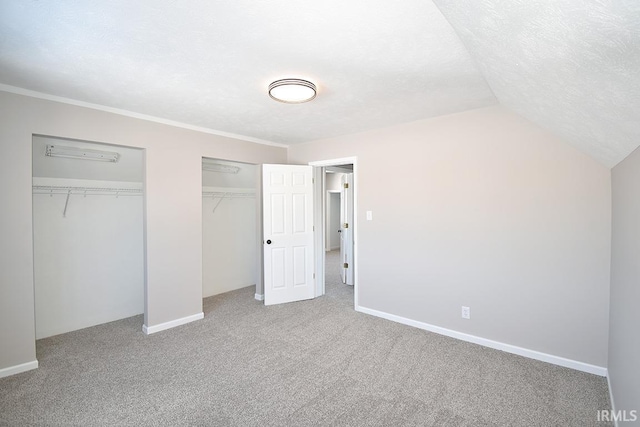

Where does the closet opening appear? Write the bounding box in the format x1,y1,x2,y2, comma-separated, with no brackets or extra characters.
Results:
31,135,145,342
201,158,259,304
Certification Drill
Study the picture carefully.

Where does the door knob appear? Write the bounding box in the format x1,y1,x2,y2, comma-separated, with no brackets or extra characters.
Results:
266,239,272,244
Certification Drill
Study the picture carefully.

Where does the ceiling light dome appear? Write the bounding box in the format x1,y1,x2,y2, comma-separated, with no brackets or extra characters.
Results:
268,79,317,103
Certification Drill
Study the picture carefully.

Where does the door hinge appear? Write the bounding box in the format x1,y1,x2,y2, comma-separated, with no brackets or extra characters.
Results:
343,183,349,189
313,273,316,279
343,263,349,268
312,177,315,184
343,223,349,228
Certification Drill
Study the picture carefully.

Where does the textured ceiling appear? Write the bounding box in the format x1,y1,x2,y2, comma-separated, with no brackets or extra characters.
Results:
433,0,640,167
1,2,638,166
0,0,495,146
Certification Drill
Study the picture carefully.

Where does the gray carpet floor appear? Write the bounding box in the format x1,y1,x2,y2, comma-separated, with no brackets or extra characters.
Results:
0,250,612,426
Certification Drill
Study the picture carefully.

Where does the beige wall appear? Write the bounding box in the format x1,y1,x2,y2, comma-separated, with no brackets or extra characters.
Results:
289,106,612,367
609,146,640,414
0,92,616,375
0,91,286,373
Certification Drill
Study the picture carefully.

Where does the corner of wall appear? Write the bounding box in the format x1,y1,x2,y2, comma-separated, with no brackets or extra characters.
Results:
0,360,39,379
142,312,204,335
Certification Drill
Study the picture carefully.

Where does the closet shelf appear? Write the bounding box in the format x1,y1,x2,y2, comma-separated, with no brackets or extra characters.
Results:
202,191,255,214
33,185,143,196
202,191,255,198
34,187,254,197
33,185,142,217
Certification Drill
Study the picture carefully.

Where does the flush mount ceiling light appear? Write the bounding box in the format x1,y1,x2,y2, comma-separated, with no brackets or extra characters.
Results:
46,145,119,162
268,79,317,103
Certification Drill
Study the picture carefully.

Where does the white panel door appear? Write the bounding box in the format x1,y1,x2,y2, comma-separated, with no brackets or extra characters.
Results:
340,173,354,286
263,164,315,305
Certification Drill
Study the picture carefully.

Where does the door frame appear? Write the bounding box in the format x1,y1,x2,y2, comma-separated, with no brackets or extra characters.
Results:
309,157,358,309
326,190,340,251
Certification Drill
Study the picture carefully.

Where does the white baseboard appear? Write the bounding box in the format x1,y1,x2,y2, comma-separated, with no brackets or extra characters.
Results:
255,293,264,301
0,360,38,379
355,305,607,377
142,312,204,335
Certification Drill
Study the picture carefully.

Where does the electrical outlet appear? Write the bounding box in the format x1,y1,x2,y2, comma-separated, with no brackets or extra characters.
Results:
461,306,470,319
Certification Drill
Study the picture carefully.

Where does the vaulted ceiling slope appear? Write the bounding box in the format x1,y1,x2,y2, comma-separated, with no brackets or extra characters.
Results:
0,2,638,167
0,1,495,145
434,0,640,167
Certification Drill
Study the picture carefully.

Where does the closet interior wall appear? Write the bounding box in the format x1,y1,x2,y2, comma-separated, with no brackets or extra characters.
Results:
32,136,144,339
202,159,257,298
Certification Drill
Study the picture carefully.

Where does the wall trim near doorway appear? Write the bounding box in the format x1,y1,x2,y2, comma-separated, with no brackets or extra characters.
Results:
142,312,204,335
355,305,607,377
254,293,264,301
0,360,39,379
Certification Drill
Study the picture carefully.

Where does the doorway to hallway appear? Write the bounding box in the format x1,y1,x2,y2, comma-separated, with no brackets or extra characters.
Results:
324,249,354,307
318,161,356,308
